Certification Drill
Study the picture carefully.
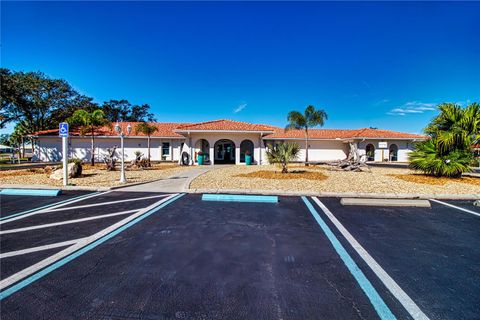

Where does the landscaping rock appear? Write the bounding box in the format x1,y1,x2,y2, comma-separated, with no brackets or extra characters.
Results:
49,163,78,180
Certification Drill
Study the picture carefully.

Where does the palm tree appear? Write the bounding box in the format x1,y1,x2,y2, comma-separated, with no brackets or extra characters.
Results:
409,102,479,178
265,142,300,173
287,105,328,165
135,122,158,166
425,102,479,153
69,109,109,166
409,139,472,178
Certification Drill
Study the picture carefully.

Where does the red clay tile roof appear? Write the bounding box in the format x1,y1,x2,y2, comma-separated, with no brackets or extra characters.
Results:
175,119,276,132
35,122,188,138
265,128,357,140
34,121,426,140
265,127,426,140
351,128,426,139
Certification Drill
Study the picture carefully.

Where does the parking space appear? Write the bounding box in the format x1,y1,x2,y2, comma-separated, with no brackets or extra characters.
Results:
0,191,181,293
0,190,92,218
312,197,480,320
0,192,479,319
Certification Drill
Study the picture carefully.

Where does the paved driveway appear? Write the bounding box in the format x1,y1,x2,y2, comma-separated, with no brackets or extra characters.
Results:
0,192,479,319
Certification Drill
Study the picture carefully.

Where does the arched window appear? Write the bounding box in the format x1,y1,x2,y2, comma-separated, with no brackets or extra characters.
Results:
240,140,254,163
366,144,375,161
389,144,398,162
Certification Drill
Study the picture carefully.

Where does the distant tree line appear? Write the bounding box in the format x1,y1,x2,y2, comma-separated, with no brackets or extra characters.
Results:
0,68,157,162
0,68,156,149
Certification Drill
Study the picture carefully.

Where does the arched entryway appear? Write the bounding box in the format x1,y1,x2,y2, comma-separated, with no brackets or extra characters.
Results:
389,144,398,162
366,144,375,161
240,139,254,163
214,139,236,164
195,139,210,163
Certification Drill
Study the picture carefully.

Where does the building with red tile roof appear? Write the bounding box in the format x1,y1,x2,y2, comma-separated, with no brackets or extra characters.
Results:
33,119,426,164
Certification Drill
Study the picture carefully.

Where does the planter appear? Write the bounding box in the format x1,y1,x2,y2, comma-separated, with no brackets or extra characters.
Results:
245,154,252,165
197,154,204,165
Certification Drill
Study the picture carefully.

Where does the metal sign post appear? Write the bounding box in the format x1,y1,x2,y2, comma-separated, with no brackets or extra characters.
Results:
59,122,69,186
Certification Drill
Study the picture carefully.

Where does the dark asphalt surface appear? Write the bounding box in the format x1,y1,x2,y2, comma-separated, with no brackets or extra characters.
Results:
1,194,384,320
0,192,172,282
0,192,479,319
319,197,480,320
443,200,480,213
0,190,91,217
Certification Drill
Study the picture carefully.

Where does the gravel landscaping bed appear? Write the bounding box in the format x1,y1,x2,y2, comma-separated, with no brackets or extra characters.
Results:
189,165,480,195
0,164,192,188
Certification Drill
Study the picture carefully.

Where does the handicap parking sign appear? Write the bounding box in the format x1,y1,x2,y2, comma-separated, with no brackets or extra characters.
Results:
59,122,69,137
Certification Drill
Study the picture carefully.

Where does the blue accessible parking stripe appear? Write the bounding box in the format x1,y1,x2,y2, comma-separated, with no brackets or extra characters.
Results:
202,194,278,203
301,196,396,320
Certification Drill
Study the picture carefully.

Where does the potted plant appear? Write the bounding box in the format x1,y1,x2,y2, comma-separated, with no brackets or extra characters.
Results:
245,150,253,165
197,151,204,165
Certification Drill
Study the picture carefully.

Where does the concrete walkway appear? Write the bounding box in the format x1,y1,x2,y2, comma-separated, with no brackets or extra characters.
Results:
116,166,214,193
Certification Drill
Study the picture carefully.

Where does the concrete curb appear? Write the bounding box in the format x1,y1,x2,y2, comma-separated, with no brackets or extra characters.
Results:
0,184,110,192
187,188,480,200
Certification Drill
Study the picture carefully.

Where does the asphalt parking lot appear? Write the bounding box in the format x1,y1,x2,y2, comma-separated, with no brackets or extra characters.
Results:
0,191,479,319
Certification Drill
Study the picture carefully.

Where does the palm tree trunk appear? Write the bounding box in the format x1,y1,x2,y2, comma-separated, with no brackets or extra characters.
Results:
147,135,151,166
305,128,309,166
282,162,288,173
91,128,95,166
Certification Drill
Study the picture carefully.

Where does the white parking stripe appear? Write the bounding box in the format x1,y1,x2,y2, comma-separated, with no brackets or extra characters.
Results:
0,238,87,259
0,191,112,225
45,193,173,212
430,199,480,217
0,209,138,234
0,193,179,291
312,197,429,320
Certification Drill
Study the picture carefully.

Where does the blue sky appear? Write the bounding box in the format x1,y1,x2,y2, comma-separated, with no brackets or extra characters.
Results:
2,1,479,134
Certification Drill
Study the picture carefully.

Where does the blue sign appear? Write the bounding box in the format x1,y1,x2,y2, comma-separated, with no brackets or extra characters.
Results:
59,122,69,137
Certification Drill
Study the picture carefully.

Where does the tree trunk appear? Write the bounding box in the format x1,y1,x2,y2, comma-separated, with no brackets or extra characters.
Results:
282,162,288,173
305,128,309,166
147,135,151,166
21,136,25,158
91,129,95,166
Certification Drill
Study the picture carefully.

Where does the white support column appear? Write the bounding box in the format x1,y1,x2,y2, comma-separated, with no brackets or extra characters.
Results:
209,145,215,165
169,139,173,162
258,134,262,165
189,135,194,165
235,145,241,165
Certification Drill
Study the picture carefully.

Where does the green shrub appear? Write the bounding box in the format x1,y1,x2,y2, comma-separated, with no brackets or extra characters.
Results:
409,139,473,178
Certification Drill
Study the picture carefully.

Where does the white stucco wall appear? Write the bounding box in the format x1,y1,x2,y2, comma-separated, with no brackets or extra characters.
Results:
36,136,183,163
36,135,419,164
182,132,265,165
357,140,415,162
262,139,349,163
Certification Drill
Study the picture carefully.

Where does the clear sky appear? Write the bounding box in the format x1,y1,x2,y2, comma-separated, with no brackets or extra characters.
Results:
2,1,479,134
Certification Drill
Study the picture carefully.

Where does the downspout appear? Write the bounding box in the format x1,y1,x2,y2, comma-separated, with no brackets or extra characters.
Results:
259,133,262,165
